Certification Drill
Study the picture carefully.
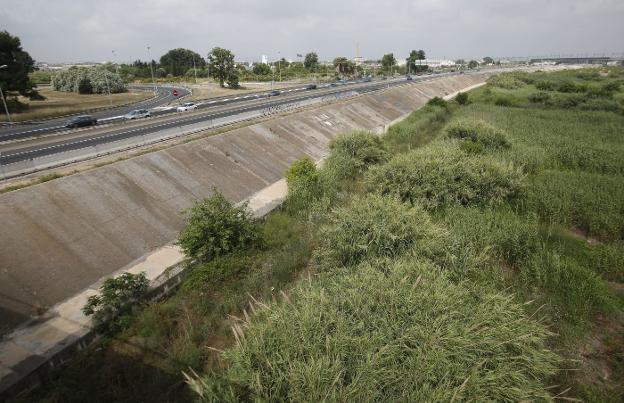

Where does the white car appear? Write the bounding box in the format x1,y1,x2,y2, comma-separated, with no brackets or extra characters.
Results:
123,109,151,120
177,102,197,112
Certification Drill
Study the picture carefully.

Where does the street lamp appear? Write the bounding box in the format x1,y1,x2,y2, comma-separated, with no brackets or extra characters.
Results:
147,46,157,94
277,52,282,83
0,65,12,126
111,50,120,75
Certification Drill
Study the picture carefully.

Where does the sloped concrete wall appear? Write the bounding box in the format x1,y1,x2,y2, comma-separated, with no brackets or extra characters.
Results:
0,74,485,332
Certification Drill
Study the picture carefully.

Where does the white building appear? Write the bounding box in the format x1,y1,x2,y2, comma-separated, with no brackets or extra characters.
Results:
412,59,456,68
261,55,268,64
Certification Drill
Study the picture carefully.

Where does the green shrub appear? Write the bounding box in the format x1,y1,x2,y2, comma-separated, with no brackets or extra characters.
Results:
579,98,622,113
324,131,388,180
426,96,447,107
444,207,541,268
183,252,254,292
535,80,556,91
367,143,523,210
200,259,560,402
576,69,601,81
83,272,149,333
177,190,260,262
487,74,525,89
285,157,322,213
458,140,485,154
314,194,441,269
446,120,510,149
556,81,586,93
555,94,584,109
528,91,551,105
494,96,513,107
455,91,469,105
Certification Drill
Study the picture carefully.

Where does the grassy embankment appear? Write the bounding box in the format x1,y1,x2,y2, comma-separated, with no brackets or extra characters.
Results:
0,87,152,122
13,67,624,402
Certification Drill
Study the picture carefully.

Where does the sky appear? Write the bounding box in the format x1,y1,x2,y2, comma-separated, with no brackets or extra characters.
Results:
1,0,623,63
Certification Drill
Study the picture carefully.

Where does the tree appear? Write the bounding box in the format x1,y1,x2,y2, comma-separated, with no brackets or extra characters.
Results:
82,272,149,333
77,77,93,94
177,190,260,262
0,30,41,110
51,66,126,94
208,47,236,87
252,63,271,75
468,60,479,69
482,56,494,65
226,70,240,89
407,49,427,73
333,57,355,75
455,59,466,66
381,53,397,72
159,48,205,77
304,52,319,71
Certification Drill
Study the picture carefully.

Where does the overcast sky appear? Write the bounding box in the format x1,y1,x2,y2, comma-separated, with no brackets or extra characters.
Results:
1,0,623,63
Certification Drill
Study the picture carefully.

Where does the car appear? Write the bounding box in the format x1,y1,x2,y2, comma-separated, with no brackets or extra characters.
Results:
380,76,387,81
305,83,317,90
269,90,281,96
124,109,151,120
65,115,97,128
176,102,197,112
363,76,372,82
406,75,413,81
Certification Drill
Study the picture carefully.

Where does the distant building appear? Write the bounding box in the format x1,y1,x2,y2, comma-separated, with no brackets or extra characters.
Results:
412,59,456,68
261,55,268,64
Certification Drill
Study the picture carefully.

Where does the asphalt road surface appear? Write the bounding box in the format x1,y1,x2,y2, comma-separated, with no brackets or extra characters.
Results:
0,73,459,168
0,85,191,141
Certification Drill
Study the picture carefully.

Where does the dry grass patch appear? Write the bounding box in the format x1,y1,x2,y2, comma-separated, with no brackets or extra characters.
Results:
1,87,152,122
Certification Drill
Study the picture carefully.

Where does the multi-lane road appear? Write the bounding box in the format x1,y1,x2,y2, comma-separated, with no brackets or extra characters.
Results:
0,85,191,142
0,73,467,174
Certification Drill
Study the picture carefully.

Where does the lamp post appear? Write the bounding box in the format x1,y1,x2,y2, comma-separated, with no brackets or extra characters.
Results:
278,51,282,82
147,46,157,94
0,65,12,126
111,50,120,75
104,70,113,107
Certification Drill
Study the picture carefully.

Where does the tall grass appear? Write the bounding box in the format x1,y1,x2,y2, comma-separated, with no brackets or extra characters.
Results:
366,142,524,210
314,194,443,270
193,259,559,402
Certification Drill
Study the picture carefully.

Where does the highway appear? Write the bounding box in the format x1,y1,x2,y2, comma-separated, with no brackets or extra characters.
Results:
0,85,191,141
0,73,461,170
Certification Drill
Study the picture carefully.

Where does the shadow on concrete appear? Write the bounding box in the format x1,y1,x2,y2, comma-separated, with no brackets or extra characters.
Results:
6,345,194,403
0,305,32,338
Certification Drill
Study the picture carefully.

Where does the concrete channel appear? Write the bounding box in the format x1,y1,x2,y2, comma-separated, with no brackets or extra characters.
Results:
0,73,488,396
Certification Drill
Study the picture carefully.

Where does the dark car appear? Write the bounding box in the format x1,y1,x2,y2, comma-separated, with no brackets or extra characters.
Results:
66,115,97,128
305,83,317,90
406,75,413,81
269,90,281,96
